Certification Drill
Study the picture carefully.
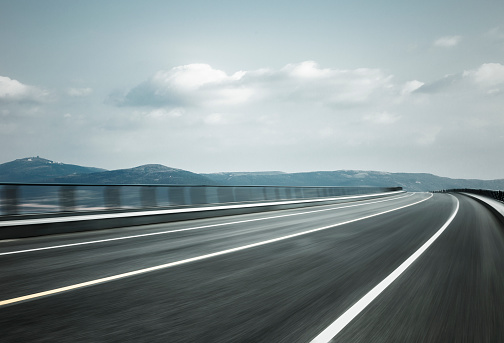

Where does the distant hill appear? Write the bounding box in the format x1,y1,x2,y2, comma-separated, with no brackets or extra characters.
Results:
1,157,503,191
202,170,504,192
53,164,216,185
0,157,105,182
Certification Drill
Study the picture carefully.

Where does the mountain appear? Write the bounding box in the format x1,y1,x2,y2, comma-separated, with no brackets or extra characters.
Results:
0,157,105,183
202,171,287,186
1,157,503,191
202,170,504,192
53,164,216,185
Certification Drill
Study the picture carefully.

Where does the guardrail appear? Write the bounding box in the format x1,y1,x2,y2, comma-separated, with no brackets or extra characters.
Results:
437,188,504,202
0,183,402,216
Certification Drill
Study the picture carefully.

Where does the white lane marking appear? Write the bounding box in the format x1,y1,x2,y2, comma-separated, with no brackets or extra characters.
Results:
0,193,415,256
310,194,459,343
0,193,431,307
0,191,405,227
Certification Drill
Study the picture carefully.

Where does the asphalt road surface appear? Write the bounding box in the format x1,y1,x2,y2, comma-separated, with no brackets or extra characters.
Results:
0,192,503,342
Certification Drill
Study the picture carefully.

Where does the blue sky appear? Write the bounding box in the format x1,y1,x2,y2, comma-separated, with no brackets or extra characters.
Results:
1,0,503,179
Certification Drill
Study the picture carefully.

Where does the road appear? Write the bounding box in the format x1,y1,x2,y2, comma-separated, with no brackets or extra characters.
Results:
0,192,503,342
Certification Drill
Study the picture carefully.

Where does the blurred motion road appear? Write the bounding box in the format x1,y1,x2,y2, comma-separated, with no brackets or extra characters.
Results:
1,192,503,342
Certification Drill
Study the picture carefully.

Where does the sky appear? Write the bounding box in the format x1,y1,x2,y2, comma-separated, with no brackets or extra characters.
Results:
1,0,503,179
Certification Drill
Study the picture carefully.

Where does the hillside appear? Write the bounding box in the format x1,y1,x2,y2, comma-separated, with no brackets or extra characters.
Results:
202,170,504,192
1,157,503,191
53,164,216,185
0,157,105,182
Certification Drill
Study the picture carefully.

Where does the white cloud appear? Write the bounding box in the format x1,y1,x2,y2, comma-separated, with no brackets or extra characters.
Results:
283,61,330,78
414,74,462,93
67,87,93,97
145,107,185,119
401,80,424,95
416,63,504,94
0,76,47,102
433,35,462,47
118,64,254,107
464,63,504,86
279,62,395,105
152,64,230,90
0,76,28,98
117,62,399,109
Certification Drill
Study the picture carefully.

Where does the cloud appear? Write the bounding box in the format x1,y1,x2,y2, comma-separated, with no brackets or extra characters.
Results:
0,75,47,103
414,74,463,93
145,107,185,119
433,35,462,47
401,80,424,95
152,63,233,90
117,64,251,107
67,87,93,97
278,62,395,106
416,63,504,94
114,61,399,110
464,63,504,87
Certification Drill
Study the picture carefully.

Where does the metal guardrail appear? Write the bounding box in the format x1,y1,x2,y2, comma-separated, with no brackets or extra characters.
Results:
438,188,504,202
0,183,402,216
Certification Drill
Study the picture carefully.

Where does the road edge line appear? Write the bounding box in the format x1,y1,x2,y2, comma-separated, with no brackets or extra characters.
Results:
309,194,459,343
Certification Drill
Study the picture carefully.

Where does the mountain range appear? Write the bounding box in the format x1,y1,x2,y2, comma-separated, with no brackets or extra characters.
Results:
0,156,105,183
1,157,503,192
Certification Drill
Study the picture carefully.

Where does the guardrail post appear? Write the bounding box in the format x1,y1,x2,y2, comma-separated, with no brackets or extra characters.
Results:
262,187,268,201
217,187,234,203
1,185,19,215
104,186,121,209
274,188,281,200
141,186,157,208
190,186,207,205
285,188,292,199
168,187,186,206
59,186,76,212
295,188,303,199
235,187,248,202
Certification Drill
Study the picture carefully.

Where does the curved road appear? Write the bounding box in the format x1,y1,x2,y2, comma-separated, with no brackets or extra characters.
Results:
0,192,503,342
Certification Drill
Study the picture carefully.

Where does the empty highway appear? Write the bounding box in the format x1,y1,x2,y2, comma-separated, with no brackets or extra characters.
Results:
1,192,503,342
